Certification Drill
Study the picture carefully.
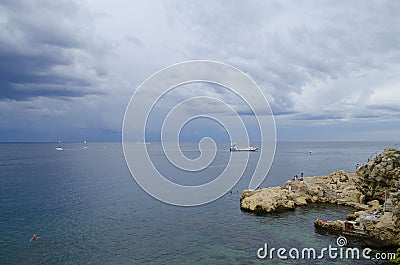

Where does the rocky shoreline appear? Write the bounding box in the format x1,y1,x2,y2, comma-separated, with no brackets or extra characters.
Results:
240,148,400,248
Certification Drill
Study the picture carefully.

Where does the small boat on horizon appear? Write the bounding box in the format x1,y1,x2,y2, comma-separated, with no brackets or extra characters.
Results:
230,143,259,152
56,140,63,151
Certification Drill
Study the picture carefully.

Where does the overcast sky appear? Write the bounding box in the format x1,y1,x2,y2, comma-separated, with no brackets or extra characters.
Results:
0,0,399,142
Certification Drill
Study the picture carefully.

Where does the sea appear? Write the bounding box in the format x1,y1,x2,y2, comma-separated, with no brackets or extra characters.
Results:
0,141,398,264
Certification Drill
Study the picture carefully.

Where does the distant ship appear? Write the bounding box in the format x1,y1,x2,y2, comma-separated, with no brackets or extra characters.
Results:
230,143,259,152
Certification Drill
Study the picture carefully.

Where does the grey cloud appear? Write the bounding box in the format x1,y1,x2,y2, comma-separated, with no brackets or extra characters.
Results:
0,0,110,101
293,113,344,121
1,0,399,141
125,35,145,48
353,113,387,120
165,1,400,121
370,104,400,114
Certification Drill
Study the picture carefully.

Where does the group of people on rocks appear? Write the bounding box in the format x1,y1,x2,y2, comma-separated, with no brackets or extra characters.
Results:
292,172,304,182
286,172,304,192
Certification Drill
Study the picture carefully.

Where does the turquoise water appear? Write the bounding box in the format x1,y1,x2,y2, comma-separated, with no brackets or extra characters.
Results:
0,141,397,264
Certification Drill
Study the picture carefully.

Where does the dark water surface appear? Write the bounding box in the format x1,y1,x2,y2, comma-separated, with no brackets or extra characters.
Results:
0,141,397,264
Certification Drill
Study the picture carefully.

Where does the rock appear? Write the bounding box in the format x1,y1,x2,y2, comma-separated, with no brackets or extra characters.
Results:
392,191,400,229
314,219,343,235
367,200,380,211
385,147,396,152
241,148,400,248
294,196,307,206
240,187,295,213
365,213,400,247
340,185,363,203
356,147,400,202
346,213,357,221
240,171,363,213
359,194,366,204
354,210,367,218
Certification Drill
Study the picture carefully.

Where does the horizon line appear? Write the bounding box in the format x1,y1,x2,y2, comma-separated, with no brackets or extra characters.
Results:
0,140,399,144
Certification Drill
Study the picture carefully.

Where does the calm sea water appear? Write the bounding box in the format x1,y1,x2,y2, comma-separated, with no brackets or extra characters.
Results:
0,141,397,264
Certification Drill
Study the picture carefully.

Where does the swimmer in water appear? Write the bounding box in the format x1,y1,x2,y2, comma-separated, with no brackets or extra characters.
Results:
30,233,39,241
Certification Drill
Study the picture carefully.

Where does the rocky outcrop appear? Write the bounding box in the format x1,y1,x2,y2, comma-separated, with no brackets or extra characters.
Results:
366,212,400,247
240,171,364,213
314,214,400,248
313,147,400,248
314,200,400,248
241,147,400,248
356,147,400,202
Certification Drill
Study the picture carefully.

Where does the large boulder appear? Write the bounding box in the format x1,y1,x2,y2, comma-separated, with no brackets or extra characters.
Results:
240,187,295,213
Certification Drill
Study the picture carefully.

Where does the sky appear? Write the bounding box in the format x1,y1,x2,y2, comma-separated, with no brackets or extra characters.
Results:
0,0,399,142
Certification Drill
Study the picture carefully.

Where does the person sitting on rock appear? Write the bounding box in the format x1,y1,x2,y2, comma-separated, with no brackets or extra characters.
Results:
299,173,304,181
339,174,349,182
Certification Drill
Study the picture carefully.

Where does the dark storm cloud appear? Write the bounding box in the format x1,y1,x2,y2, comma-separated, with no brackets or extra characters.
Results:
1,0,399,141
0,50,100,100
0,0,109,100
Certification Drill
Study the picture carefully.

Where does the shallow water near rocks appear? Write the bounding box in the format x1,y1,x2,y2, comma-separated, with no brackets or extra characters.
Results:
0,141,397,264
